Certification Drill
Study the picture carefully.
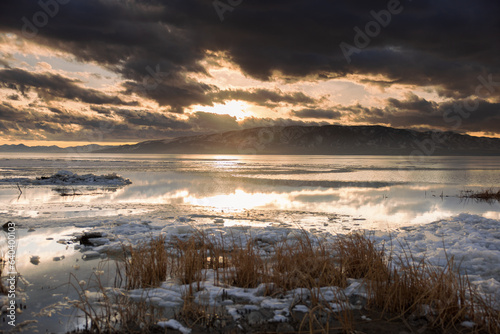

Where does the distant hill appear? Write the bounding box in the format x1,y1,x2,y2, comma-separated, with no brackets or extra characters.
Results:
0,143,113,153
95,125,500,155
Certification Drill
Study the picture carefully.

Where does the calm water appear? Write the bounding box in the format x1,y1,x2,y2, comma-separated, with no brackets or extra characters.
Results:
0,153,499,228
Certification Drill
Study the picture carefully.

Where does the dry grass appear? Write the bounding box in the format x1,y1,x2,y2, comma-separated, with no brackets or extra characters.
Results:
70,261,164,333
334,232,389,281
120,234,169,290
0,256,6,294
270,231,347,296
71,229,500,334
460,188,500,202
227,238,266,289
366,244,500,333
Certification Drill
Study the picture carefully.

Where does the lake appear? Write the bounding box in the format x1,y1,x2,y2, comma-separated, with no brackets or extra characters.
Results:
1,153,499,227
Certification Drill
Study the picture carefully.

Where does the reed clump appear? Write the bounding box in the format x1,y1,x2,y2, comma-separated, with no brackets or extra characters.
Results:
460,188,500,202
121,234,169,290
270,231,347,293
227,238,266,289
71,228,499,334
0,259,6,294
334,232,389,281
366,248,500,333
70,261,164,333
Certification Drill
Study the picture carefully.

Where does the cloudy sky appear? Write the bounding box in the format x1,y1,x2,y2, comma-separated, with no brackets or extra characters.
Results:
0,0,499,146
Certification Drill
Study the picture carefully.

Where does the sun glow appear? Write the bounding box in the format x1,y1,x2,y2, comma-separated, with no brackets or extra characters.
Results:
185,189,280,210
191,100,251,119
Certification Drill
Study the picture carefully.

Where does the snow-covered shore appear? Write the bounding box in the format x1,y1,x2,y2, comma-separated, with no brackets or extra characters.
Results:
68,211,500,332
2,208,499,333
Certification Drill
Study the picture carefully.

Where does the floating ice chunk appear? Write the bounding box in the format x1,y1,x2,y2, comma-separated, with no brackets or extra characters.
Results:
87,237,110,246
56,170,74,176
162,224,195,237
261,298,290,309
270,312,288,323
461,321,476,328
243,305,260,311
343,280,366,297
0,170,132,186
157,319,191,334
81,251,100,260
329,302,351,312
293,304,309,313
286,230,303,240
85,291,105,300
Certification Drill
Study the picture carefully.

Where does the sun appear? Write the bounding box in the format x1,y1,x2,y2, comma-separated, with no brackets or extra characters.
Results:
191,100,251,120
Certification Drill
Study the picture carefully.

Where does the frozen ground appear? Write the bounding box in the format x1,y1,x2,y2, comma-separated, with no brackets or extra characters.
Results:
81,210,500,293
16,209,494,333
1,207,499,332
0,170,131,186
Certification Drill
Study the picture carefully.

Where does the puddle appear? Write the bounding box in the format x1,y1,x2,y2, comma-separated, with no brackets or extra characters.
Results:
0,228,116,333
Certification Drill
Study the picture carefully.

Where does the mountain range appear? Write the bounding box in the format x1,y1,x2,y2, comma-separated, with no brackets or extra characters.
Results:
94,125,500,156
0,143,112,153
2,126,499,155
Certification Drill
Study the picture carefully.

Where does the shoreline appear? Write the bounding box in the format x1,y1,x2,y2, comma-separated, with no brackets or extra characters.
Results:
2,210,499,333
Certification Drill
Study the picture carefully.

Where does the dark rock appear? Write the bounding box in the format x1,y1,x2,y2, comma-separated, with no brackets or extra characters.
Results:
75,232,104,246
2,221,12,231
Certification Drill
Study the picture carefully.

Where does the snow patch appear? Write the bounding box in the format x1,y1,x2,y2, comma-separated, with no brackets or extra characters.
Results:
0,170,131,186
157,319,191,334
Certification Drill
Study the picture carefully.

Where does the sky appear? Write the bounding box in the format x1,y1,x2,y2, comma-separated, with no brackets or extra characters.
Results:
0,0,499,147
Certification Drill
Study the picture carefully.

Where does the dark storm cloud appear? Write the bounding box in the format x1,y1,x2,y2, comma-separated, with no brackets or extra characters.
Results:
0,68,136,105
188,111,239,132
1,0,498,111
346,95,500,134
210,89,318,107
6,94,19,101
0,99,327,142
90,105,113,116
386,93,438,114
114,108,192,129
291,108,342,119
0,102,21,122
121,75,215,113
0,103,110,140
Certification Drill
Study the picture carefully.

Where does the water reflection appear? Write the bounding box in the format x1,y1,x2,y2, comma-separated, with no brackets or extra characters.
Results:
0,228,113,333
1,170,499,227
0,154,499,226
